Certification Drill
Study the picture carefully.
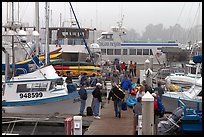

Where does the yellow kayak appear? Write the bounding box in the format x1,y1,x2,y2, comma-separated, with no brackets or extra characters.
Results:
16,52,62,65
56,69,102,77
68,66,102,70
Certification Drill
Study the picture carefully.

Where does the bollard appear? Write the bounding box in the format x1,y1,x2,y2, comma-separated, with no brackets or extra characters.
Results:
138,115,142,135
64,117,73,135
106,82,112,99
142,91,154,135
73,116,82,135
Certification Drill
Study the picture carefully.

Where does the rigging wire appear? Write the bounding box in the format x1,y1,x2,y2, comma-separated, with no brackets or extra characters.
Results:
186,3,200,42
170,2,186,40
182,3,194,43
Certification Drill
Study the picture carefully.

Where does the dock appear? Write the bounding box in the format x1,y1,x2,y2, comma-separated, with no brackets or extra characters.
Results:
84,100,135,135
2,98,136,135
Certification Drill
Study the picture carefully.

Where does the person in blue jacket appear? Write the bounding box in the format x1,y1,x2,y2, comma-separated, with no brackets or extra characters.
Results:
120,75,132,97
78,83,87,116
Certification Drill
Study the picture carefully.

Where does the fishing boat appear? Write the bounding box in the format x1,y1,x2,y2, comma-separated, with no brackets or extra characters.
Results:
2,65,94,115
162,76,202,113
165,60,202,90
2,3,94,115
41,27,102,77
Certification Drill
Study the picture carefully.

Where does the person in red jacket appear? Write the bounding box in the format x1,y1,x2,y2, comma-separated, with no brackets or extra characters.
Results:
120,62,126,72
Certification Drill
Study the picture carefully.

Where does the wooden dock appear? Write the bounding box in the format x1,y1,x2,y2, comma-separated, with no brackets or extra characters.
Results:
84,100,135,135
2,98,136,135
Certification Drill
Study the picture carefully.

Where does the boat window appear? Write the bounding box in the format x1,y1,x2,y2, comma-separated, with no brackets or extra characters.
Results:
150,49,153,55
107,49,113,55
123,49,127,55
129,49,136,55
137,49,142,55
101,49,106,55
72,32,77,37
190,67,196,74
115,49,121,55
49,81,56,90
17,83,48,93
143,49,149,55
68,39,73,45
17,84,30,92
30,83,48,92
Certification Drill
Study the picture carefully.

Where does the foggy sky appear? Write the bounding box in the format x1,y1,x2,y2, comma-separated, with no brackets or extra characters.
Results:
2,2,202,34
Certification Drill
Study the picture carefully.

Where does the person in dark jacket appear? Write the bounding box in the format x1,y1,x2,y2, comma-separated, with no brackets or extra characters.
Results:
65,71,76,93
65,71,73,84
92,83,102,119
80,73,88,86
108,85,125,118
78,83,87,116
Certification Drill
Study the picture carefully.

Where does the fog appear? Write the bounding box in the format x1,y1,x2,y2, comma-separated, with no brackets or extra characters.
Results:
2,2,202,35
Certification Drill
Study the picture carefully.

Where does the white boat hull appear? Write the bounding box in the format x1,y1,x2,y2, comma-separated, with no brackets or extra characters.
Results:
162,95,202,113
2,91,93,115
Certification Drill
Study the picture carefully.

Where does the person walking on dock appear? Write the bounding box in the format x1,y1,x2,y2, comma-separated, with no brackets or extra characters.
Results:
108,84,125,118
121,75,132,97
78,83,87,116
92,83,103,119
111,70,120,86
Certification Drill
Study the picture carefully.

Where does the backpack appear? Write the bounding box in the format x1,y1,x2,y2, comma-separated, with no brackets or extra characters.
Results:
86,106,93,116
111,85,125,100
155,97,165,117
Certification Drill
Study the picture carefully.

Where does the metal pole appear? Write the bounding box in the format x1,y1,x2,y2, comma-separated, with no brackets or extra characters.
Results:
11,2,15,77
60,13,62,27
35,2,39,56
7,2,8,23
18,2,19,23
45,2,50,65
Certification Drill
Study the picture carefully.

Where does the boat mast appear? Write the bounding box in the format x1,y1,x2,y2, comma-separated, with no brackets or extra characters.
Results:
35,2,40,56
11,2,15,77
45,2,50,65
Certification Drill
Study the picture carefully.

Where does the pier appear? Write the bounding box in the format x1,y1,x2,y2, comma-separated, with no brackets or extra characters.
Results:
2,98,135,135
84,100,135,135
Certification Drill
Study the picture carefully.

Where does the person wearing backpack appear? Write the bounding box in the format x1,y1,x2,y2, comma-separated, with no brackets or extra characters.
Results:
108,84,125,118
152,92,165,118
